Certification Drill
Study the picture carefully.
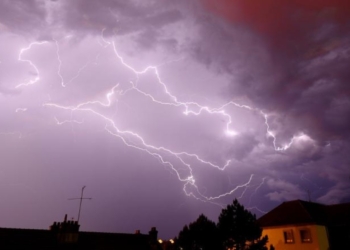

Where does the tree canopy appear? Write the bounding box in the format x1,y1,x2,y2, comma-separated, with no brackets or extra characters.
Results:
177,214,220,250
217,199,268,250
177,199,268,250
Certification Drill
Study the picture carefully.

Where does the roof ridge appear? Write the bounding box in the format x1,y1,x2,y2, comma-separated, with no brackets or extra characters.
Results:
297,200,315,221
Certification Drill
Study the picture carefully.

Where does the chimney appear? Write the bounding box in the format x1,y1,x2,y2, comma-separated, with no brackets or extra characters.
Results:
50,214,80,244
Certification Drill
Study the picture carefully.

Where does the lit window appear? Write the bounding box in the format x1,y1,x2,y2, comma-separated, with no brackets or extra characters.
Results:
283,230,294,243
300,229,312,243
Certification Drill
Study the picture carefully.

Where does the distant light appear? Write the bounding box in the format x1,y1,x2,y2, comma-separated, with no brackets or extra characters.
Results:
295,133,311,141
158,239,163,244
225,129,238,137
169,239,174,244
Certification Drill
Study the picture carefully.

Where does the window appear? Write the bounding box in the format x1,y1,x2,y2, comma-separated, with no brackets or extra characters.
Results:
283,230,294,243
300,229,312,243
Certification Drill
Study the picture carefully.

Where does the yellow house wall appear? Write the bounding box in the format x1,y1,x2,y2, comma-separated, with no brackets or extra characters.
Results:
262,225,329,250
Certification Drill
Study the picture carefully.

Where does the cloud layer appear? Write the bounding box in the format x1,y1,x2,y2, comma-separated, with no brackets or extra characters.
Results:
0,0,349,238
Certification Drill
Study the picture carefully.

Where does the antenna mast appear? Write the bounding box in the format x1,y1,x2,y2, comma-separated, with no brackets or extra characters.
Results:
68,186,92,223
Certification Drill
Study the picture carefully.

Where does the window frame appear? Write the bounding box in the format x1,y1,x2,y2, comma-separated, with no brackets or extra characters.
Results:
283,230,294,244
299,229,312,243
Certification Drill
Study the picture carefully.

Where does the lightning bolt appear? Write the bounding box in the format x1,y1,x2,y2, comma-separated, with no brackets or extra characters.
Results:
54,116,84,125
16,34,307,209
263,113,296,151
248,177,267,205
247,206,267,214
54,38,91,87
16,41,48,88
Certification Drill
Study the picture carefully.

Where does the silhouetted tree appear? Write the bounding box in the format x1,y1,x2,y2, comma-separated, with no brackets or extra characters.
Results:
178,225,191,250
217,199,268,250
177,214,220,250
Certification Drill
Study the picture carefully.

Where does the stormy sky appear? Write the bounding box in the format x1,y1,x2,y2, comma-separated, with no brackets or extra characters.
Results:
0,0,350,239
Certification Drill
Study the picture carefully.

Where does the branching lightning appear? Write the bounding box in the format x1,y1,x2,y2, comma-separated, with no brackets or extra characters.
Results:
54,38,91,87
13,34,306,210
263,113,296,151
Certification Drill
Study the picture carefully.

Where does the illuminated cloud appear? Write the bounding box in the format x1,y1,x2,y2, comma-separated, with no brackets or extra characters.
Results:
0,0,349,239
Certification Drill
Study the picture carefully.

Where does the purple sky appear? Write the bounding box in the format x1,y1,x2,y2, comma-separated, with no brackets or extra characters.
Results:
0,0,350,239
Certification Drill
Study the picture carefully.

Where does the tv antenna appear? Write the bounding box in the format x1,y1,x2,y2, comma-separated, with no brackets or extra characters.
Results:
68,186,92,223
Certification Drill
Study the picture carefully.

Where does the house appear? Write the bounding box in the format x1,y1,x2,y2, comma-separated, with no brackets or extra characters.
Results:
0,214,161,250
258,200,350,250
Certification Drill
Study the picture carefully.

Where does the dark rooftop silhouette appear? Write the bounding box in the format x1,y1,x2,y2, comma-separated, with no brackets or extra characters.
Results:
258,199,350,227
0,214,161,250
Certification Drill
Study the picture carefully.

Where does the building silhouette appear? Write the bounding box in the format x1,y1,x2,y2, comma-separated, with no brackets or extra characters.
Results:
0,214,161,250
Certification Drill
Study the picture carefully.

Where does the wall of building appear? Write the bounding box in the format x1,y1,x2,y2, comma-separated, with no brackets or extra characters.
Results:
262,225,329,250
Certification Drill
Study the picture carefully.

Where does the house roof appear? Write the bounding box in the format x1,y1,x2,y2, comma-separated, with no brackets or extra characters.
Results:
258,200,350,228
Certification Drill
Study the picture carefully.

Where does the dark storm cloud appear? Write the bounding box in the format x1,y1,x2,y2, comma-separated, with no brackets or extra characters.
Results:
182,0,350,204
223,133,258,161
1,0,350,240
265,178,305,202
133,28,178,51
0,0,46,34
196,0,350,141
58,0,183,37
